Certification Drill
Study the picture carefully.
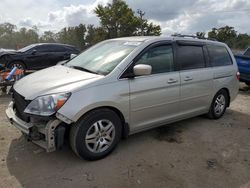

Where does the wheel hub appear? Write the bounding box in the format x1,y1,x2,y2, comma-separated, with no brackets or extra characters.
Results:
85,119,115,153
214,94,226,116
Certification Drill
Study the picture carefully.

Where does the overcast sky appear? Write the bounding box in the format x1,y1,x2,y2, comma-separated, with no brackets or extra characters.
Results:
1,0,250,35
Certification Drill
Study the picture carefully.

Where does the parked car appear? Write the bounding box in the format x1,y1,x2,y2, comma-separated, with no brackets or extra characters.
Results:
0,43,80,70
6,36,239,160
234,46,250,85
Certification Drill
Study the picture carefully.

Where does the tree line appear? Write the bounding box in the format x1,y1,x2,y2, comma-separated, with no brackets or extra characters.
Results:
0,0,250,51
196,26,250,50
0,0,161,51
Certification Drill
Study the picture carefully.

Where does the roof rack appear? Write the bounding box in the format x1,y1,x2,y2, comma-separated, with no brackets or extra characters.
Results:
171,34,217,41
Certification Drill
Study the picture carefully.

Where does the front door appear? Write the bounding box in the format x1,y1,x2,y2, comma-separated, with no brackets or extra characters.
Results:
128,43,180,132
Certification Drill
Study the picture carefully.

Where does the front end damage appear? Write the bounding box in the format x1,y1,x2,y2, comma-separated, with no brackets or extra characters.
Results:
6,99,67,152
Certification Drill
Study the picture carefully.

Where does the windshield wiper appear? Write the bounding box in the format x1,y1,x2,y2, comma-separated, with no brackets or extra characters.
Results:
70,66,100,75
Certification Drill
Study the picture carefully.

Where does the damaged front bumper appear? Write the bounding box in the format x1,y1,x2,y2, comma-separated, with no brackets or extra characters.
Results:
6,101,65,152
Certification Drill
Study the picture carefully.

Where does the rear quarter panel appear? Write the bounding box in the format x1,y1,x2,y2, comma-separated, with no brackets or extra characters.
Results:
213,47,239,103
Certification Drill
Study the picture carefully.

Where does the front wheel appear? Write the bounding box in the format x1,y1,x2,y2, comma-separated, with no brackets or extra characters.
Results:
207,90,229,119
8,61,26,71
70,109,122,160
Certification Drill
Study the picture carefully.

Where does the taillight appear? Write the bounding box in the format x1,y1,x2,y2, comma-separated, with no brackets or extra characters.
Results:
236,71,240,80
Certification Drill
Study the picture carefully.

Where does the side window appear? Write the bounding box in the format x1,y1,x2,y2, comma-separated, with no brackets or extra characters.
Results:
207,45,233,66
135,45,174,74
178,45,205,70
50,45,67,52
244,47,250,56
35,45,50,52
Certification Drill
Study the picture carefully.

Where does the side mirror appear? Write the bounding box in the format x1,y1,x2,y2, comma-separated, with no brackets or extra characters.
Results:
31,49,37,55
133,64,152,76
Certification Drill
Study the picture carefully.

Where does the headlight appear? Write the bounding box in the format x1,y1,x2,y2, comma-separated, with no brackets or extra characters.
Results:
24,93,71,116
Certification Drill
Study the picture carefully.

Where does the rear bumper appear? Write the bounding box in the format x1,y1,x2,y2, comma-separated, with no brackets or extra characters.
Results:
6,101,64,152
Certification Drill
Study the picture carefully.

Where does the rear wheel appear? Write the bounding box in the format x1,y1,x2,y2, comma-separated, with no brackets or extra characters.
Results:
70,108,122,160
207,90,229,119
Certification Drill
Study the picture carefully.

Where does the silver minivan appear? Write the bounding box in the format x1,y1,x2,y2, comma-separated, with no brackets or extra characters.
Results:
6,36,239,160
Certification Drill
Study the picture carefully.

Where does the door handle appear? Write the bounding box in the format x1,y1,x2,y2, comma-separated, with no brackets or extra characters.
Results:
184,76,193,81
167,78,178,84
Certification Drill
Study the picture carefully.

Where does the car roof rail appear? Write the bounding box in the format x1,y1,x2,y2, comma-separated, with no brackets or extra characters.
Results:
171,34,217,41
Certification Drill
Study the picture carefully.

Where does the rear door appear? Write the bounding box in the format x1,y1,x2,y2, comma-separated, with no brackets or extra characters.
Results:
127,42,181,131
49,45,71,65
177,41,213,116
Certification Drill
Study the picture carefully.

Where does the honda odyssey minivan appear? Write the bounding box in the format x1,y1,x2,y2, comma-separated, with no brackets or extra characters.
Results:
6,36,239,160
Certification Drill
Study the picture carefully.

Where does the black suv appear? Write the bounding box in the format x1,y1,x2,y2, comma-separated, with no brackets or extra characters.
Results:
0,43,80,70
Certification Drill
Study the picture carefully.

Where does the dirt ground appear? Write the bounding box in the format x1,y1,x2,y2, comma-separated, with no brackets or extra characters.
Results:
0,84,250,188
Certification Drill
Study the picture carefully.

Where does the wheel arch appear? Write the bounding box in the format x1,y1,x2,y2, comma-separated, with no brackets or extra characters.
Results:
7,59,27,69
218,87,230,107
74,106,129,139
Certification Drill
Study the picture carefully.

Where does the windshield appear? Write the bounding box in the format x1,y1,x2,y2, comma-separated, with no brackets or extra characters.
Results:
66,40,141,75
18,44,36,52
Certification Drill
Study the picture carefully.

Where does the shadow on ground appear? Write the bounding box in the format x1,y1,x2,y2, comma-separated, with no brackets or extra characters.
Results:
6,107,250,188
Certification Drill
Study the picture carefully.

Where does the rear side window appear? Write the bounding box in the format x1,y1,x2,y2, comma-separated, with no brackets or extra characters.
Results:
48,45,67,52
135,45,174,74
178,45,205,70
207,45,232,66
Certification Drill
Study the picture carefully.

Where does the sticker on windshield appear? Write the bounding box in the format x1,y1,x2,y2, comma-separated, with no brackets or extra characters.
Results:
123,42,142,46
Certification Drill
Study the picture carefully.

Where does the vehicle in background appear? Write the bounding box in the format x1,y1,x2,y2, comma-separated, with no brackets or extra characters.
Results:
0,43,80,71
57,53,78,65
6,36,239,160
234,46,250,85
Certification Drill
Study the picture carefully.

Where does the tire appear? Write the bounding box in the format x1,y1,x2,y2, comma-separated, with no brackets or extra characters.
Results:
245,82,250,86
70,108,122,160
7,61,26,71
207,90,229,119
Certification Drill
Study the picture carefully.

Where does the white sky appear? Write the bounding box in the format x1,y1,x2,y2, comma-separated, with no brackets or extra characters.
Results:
0,0,250,35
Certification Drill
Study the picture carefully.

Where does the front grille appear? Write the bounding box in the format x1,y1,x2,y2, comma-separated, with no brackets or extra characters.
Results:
13,90,31,122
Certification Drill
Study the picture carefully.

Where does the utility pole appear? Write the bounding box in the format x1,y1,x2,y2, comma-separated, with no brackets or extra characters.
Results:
137,9,145,36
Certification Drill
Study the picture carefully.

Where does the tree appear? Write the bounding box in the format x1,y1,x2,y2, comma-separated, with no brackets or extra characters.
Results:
196,32,206,38
95,0,161,38
40,31,56,43
208,26,237,47
85,25,107,46
57,24,86,50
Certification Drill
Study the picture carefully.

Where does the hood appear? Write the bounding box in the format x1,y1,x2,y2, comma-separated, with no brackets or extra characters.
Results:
0,49,18,56
14,65,103,100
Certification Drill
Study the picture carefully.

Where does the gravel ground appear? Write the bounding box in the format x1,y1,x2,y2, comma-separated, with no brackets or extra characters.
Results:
0,84,249,188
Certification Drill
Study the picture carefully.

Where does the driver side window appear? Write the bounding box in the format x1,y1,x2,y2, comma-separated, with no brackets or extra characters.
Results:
135,45,174,74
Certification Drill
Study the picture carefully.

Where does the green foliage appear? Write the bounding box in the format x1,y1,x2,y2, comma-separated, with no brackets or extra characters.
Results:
85,25,107,46
208,26,237,47
196,32,206,38
196,26,250,49
0,23,39,49
0,0,161,50
3,0,249,51
94,0,161,38
57,24,86,50
40,31,56,43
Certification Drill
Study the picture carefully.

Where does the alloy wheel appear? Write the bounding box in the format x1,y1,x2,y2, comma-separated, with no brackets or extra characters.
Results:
214,94,226,116
85,119,115,153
